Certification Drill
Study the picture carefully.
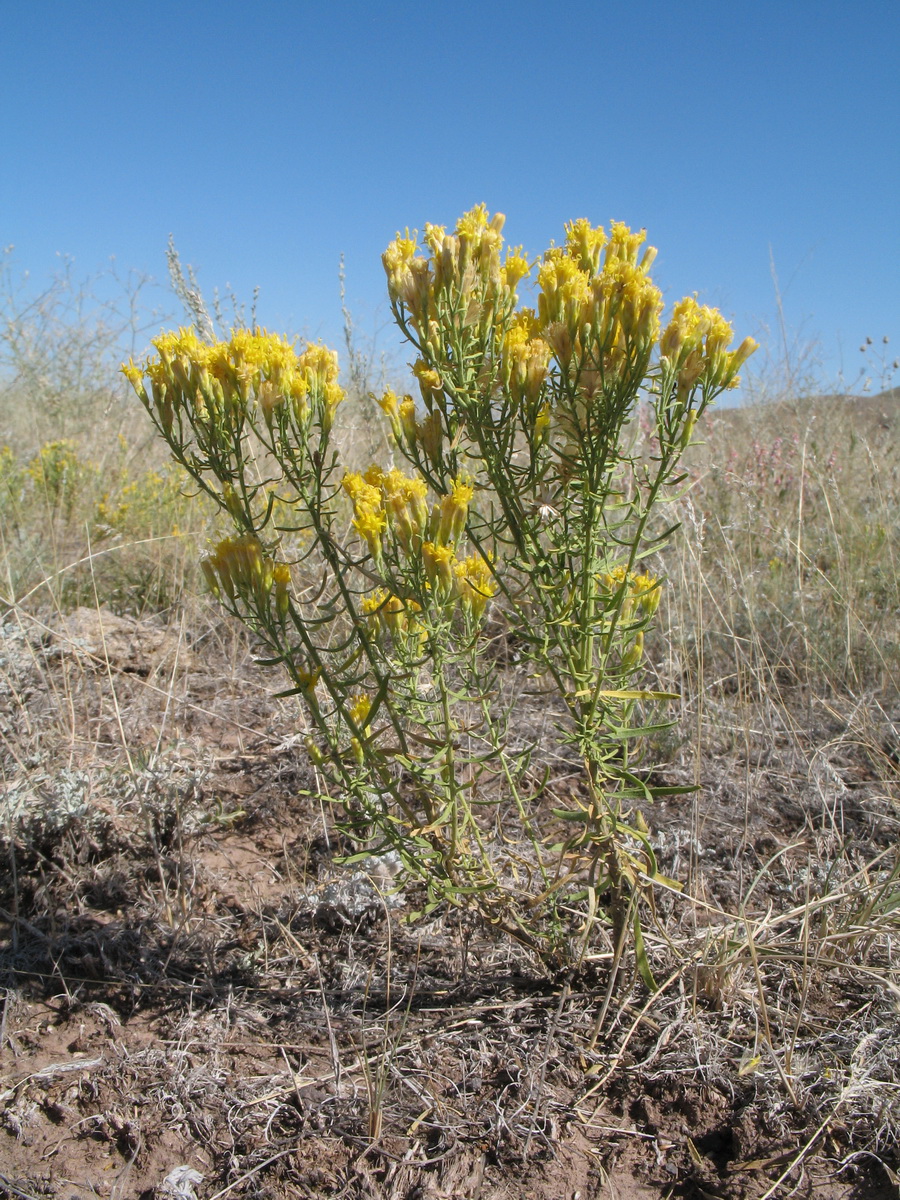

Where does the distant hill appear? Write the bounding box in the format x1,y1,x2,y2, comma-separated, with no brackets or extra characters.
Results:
700,385,898,450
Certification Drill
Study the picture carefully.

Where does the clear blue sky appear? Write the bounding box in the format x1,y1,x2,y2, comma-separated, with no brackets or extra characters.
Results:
3,0,898,396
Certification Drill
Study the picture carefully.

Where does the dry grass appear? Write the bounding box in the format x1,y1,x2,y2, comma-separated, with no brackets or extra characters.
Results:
0,275,898,1198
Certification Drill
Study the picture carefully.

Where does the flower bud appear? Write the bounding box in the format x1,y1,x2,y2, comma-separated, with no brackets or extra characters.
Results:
621,631,644,673
304,736,324,766
274,562,291,620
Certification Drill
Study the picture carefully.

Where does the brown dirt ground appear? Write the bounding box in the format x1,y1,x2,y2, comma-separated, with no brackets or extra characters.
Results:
1,606,898,1199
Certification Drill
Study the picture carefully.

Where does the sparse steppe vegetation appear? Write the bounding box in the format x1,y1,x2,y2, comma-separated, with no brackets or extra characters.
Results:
0,246,897,1199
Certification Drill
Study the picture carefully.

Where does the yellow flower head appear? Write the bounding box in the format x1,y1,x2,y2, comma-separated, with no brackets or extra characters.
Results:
362,588,389,616
343,471,382,510
455,203,493,239
205,534,275,603
632,571,662,616
537,253,590,333
121,360,144,391
722,336,759,388
436,476,474,546
362,587,389,637
273,561,292,618
454,553,497,618
378,390,400,419
565,218,607,275
621,630,645,672
399,395,417,441
298,342,340,387
353,506,387,557
660,297,757,392
501,311,551,405
296,664,322,697
383,228,419,274
534,402,551,439
423,223,446,254
348,692,372,730
453,205,505,283
605,221,647,268
342,472,386,558
660,296,710,363
378,467,429,553
413,359,443,404
383,228,430,318
421,540,456,591
501,246,532,291
322,380,345,432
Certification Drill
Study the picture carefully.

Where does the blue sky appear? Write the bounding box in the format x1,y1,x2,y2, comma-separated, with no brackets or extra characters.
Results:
3,0,898,397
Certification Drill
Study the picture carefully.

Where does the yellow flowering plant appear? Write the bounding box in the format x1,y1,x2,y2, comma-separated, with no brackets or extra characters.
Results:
125,205,756,970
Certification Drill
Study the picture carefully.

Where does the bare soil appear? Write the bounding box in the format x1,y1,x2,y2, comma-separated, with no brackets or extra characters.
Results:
1,606,898,1199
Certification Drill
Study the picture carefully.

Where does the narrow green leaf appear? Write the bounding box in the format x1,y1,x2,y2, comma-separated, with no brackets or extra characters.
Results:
634,912,658,992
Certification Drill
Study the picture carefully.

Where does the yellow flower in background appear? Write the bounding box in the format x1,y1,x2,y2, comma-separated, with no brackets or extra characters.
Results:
534,402,551,439
621,631,644,672
363,589,423,641
632,571,662,615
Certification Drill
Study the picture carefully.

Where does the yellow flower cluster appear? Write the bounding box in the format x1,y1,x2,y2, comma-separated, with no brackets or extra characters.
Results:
420,544,497,616
343,466,429,561
382,207,757,452
436,476,473,545
659,297,758,394
500,311,552,409
537,220,662,372
383,205,531,341
362,589,424,643
599,566,663,619
26,440,88,508
201,534,291,614
342,468,473,562
453,552,497,618
344,465,494,622
123,330,345,436
95,467,195,539
378,389,445,464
